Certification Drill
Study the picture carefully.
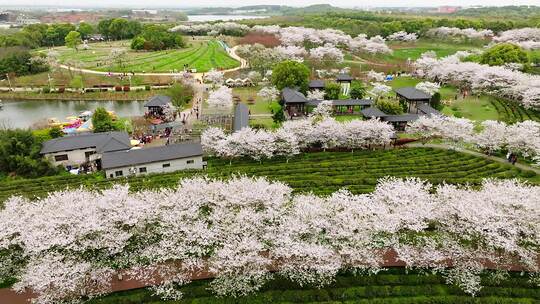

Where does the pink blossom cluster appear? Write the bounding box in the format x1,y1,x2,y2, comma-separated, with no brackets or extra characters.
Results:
207,86,233,108
170,22,250,35
426,27,494,40
387,31,418,42
407,116,540,163
202,117,395,160
415,52,540,109
253,25,391,54
1,175,538,303
493,28,540,50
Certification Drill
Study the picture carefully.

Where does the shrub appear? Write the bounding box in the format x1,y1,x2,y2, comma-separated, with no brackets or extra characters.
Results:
42,86,51,94
145,85,151,91
123,86,130,92
115,86,122,92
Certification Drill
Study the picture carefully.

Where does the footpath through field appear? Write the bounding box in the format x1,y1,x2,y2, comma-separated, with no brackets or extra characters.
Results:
405,143,540,174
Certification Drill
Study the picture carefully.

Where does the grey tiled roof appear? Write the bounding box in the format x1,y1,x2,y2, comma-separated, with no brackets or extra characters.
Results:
361,106,387,118
336,73,354,81
307,99,372,107
41,132,131,154
308,79,325,88
382,114,420,122
101,143,203,170
234,103,250,131
282,88,308,104
395,87,431,101
417,104,441,116
144,95,172,107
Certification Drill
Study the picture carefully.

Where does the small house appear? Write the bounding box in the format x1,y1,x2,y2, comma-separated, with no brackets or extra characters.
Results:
336,73,354,96
144,95,172,116
394,87,432,114
282,87,309,118
41,132,131,169
102,143,204,178
308,80,325,91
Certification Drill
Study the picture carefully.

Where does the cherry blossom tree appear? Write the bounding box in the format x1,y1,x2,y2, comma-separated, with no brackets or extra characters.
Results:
310,100,333,118
274,45,307,62
387,31,418,42
368,83,392,100
257,86,280,102
205,69,224,86
207,86,233,108
307,89,325,100
427,27,493,40
473,120,508,154
2,175,538,303
493,28,540,50
309,44,344,64
367,70,385,82
415,81,440,96
414,52,540,110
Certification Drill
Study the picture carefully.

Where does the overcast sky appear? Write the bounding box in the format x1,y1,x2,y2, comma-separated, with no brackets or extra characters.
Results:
2,0,539,8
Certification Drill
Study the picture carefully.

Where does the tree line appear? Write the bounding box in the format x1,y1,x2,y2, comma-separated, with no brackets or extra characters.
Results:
241,11,540,37
0,18,142,49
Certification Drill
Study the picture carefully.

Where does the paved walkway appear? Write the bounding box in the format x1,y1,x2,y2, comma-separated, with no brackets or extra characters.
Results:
406,143,540,174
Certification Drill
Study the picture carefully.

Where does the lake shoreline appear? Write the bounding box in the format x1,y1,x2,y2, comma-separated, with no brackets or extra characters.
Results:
0,91,155,102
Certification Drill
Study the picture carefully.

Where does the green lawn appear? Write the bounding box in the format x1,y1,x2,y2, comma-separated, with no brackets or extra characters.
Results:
55,39,239,73
0,148,536,203
379,40,479,63
232,86,272,115
389,77,499,122
88,268,540,304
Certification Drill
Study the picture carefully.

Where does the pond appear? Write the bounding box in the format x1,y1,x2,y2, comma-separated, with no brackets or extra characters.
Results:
0,99,145,129
187,15,268,22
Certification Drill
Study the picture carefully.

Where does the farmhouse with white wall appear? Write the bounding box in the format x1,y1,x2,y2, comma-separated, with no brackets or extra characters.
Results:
101,143,204,178
40,132,131,169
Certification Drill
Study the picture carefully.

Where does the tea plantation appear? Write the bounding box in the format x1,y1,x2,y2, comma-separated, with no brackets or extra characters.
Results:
89,268,540,304
0,147,537,203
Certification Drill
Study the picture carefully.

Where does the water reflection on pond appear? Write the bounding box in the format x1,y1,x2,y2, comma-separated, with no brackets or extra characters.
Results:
0,99,145,129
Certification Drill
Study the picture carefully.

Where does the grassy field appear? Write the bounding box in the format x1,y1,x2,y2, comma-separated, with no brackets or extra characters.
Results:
88,268,540,304
232,86,271,115
55,39,239,73
379,40,478,64
8,69,175,88
389,77,516,122
0,148,537,203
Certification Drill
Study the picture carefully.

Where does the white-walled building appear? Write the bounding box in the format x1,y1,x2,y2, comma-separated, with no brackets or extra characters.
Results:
40,132,131,169
101,143,204,178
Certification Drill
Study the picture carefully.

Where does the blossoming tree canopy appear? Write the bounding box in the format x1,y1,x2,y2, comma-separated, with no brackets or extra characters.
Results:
201,117,395,160
1,176,538,303
207,86,233,108
414,51,540,109
406,115,540,164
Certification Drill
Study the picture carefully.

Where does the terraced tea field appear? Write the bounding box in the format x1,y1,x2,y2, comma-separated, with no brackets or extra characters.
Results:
55,39,239,73
0,148,536,202
89,268,540,304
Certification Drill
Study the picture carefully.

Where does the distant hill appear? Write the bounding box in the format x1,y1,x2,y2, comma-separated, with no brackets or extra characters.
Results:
450,5,540,19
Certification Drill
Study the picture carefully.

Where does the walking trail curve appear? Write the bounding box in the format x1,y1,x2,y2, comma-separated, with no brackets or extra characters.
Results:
56,45,248,81
405,143,540,175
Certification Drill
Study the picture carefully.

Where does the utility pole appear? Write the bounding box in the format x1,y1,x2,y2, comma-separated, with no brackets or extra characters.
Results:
5,73,12,91
47,73,53,89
